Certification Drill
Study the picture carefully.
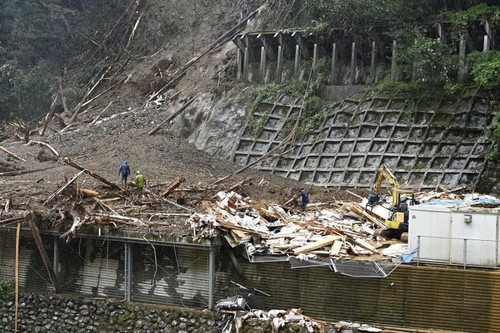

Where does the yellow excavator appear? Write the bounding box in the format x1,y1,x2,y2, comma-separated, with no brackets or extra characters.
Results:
367,164,416,234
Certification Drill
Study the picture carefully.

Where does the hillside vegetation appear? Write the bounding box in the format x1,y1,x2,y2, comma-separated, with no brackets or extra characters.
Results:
0,0,498,122
0,0,499,193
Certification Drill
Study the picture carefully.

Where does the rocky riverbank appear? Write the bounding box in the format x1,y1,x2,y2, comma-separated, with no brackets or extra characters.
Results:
0,293,346,333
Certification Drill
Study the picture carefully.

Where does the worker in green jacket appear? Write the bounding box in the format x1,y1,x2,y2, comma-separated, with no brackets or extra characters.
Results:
135,170,146,194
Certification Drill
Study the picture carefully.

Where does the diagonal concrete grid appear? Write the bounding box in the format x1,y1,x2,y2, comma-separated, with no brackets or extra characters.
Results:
233,90,498,190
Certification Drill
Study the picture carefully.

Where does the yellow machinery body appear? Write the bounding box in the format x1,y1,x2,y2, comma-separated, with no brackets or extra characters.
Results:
372,164,415,229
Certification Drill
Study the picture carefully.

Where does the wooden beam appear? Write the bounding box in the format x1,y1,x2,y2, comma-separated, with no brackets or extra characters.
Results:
293,234,342,254
28,212,59,292
160,177,185,197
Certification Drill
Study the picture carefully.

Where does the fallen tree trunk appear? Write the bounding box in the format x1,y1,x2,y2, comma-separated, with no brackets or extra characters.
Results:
0,217,24,226
92,213,149,227
0,166,55,177
43,170,85,205
28,212,59,292
147,6,262,102
40,94,59,137
148,94,200,135
61,157,121,190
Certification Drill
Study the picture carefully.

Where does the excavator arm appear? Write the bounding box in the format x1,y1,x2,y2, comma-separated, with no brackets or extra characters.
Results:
372,163,413,207
368,164,416,237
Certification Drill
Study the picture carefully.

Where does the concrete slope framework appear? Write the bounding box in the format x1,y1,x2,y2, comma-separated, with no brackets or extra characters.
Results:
233,90,498,190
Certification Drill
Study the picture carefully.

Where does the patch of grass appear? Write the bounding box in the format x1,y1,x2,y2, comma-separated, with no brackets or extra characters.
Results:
0,279,14,302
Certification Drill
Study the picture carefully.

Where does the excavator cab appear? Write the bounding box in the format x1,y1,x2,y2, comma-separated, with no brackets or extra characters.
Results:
368,164,416,236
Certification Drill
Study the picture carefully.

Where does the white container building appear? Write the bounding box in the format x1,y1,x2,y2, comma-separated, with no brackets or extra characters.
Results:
408,198,500,267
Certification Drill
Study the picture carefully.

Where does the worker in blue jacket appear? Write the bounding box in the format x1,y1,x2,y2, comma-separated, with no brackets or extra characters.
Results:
300,188,309,212
118,161,131,189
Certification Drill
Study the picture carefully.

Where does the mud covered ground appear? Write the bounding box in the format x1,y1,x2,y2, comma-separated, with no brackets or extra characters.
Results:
0,105,359,226
0,0,362,233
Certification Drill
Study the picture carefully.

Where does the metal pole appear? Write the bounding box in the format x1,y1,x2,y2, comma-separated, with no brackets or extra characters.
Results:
53,235,59,273
260,46,266,83
417,236,421,266
350,41,356,84
483,35,490,51
236,50,242,80
391,40,397,81
124,242,132,302
370,41,376,84
463,239,467,270
276,45,283,83
243,47,249,81
312,43,318,76
331,43,337,84
208,246,215,310
294,44,300,78
458,36,466,83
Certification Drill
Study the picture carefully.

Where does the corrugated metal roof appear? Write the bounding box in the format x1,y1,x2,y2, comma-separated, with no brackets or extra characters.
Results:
421,198,500,207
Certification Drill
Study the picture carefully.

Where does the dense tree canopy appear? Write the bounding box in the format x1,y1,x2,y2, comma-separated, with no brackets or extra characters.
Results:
0,0,130,122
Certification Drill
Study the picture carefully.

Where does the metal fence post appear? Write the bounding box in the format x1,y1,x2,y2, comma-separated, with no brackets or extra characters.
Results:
463,239,467,270
208,245,215,310
124,242,132,302
53,236,59,274
417,236,421,266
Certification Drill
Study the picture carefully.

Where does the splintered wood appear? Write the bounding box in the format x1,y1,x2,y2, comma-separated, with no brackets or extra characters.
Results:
1,143,492,263
189,190,407,261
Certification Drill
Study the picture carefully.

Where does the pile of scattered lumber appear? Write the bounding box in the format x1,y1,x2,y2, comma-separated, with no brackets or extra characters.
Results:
187,190,403,261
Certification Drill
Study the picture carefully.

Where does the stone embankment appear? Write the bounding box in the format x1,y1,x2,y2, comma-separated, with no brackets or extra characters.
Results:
0,293,343,333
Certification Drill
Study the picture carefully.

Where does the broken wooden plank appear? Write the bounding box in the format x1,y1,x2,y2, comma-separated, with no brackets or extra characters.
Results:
293,234,342,254
160,177,185,197
0,146,25,161
330,240,343,256
352,238,380,254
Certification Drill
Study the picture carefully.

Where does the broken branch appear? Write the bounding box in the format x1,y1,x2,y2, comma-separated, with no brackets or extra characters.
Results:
0,146,26,161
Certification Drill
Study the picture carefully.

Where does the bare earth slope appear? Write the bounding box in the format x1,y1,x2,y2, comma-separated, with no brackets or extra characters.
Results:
0,106,342,219
0,0,351,224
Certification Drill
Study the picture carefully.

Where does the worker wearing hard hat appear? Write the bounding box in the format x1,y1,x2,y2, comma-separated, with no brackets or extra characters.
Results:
135,170,146,194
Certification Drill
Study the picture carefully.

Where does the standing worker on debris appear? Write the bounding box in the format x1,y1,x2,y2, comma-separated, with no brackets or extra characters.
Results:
118,161,131,189
300,188,309,212
135,170,146,194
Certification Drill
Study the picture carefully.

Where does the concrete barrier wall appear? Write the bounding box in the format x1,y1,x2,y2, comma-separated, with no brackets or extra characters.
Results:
233,89,498,190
